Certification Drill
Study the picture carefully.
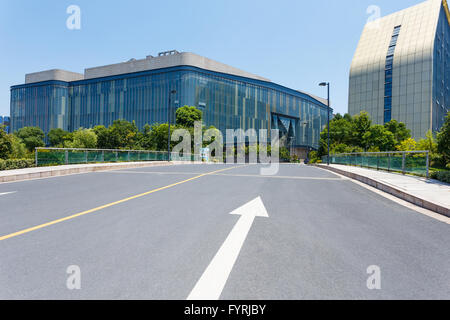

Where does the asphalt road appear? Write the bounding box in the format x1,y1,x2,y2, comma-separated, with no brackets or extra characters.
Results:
0,164,449,299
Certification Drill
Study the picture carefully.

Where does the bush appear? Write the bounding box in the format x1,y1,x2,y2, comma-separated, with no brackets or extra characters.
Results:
0,159,36,171
430,170,450,184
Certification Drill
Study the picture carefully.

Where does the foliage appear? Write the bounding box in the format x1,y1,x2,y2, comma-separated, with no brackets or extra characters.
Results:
416,130,437,153
108,120,139,149
437,112,450,166
308,151,319,163
9,134,29,159
0,125,13,159
351,111,372,147
384,120,411,145
48,128,71,147
93,125,111,149
430,170,450,184
176,106,202,128
396,138,417,151
15,126,45,152
66,128,98,149
279,147,290,162
363,124,396,151
0,159,35,171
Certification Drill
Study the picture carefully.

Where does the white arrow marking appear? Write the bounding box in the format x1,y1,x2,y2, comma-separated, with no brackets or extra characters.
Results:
187,196,269,300
0,192,16,196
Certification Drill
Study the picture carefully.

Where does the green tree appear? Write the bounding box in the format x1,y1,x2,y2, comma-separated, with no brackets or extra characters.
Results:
351,112,372,148
137,124,153,150
9,134,28,159
48,128,71,147
417,130,437,153
108,120,139,149
176,106,202,128
279,147,290,162
67,128,98,149
437,112,450,165
93,125,112,149
147,123,178,151
396,138,417,151
318,113,354,156
362,124,396,151
15,126,45,152
0,126,13,159
384,119,411,145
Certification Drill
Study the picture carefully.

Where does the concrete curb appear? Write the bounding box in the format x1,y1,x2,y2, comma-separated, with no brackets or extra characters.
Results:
314,164,450,218
0,161,176,183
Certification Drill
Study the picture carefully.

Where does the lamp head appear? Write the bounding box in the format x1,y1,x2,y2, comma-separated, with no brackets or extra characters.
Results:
319,82,328,87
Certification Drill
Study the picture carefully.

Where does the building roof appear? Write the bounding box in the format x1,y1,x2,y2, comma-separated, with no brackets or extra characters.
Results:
22,51,329,107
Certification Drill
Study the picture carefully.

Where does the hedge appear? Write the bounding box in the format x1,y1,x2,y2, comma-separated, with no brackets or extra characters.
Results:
0,159,36,171
430,170,450,184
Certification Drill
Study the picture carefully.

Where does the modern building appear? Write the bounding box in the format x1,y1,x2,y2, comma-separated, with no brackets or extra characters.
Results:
10,51,331,154
0,116,10,133
349,0,450,139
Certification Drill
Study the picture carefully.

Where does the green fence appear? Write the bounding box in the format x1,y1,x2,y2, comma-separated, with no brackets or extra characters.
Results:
35,148,198,166
322,151,430,178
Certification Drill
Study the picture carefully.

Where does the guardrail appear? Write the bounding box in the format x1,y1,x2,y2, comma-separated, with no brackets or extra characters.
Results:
35,148,198,166
322,151,430,178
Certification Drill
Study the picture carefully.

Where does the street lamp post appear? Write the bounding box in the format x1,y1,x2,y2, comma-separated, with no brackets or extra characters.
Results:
319,82,330,165
167,89,177,161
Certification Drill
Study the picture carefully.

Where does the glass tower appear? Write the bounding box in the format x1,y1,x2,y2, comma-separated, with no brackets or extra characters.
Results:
11,55,331,151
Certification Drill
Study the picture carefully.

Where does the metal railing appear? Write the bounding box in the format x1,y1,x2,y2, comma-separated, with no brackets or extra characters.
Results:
323,150,430,178
35,147,198,166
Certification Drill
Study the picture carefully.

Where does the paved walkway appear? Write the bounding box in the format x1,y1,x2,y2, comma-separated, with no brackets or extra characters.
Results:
320,164,450,212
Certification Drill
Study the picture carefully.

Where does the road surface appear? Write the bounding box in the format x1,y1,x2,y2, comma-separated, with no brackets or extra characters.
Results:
0,164,449,299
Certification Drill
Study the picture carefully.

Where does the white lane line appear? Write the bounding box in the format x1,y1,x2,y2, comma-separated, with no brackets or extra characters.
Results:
187,197,269,300
0,191,17,196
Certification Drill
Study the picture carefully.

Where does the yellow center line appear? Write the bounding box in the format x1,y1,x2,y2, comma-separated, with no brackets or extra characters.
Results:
0,165,247,242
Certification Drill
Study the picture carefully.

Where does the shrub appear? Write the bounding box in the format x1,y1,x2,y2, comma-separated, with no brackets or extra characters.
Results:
0,159,36,171
430,170,450,184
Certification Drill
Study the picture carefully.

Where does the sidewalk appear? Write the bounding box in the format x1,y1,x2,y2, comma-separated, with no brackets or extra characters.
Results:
0,161,176,183
316,164,450,217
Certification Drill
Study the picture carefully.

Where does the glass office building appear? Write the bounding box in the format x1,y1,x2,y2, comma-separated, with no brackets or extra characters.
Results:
349,0,450,139
10,51,331,151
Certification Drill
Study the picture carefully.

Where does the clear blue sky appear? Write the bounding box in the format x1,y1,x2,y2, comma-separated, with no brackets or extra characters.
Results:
0,0,424,117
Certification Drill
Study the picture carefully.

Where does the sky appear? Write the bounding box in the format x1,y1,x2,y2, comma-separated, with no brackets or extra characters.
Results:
0,0,426,117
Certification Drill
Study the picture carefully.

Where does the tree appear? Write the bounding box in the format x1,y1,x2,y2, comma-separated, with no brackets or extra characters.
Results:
108,119,139,149
396,138,417,151
9,134,28,159
384,119,411,145
15,127,45,152
362,125,396,151
0,126,13,159
93,125,112,149
417,130,437,153
147,123,178,151
67,128,98,149
437,111,450,165
318,113,353,156
176,106,202,128
138,124,154,150
48,128,71,147
351,112,372,148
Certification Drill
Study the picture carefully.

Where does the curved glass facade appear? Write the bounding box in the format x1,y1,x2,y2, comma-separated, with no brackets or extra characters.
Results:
11,66,330,150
